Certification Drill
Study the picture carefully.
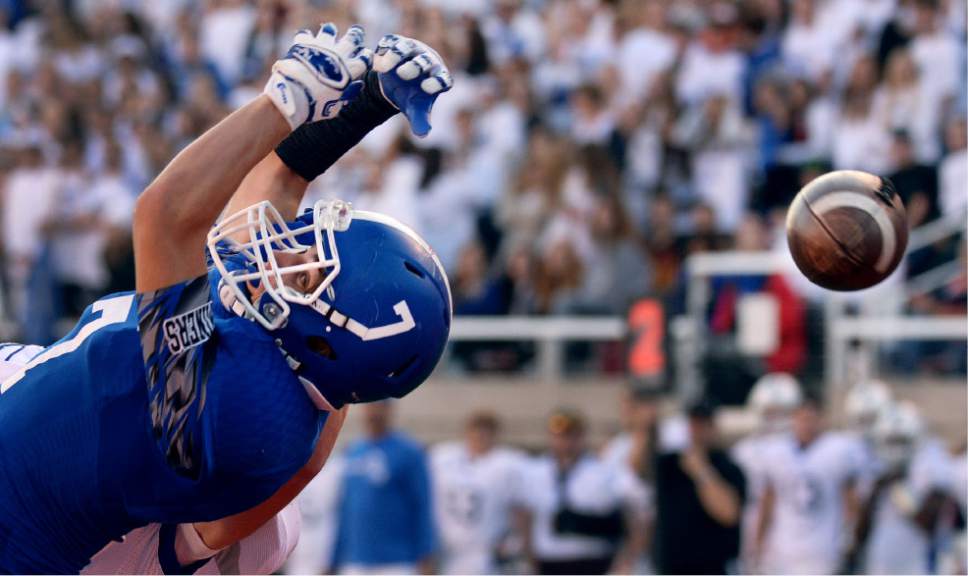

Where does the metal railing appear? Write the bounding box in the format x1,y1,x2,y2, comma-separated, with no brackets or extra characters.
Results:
447,316,626,381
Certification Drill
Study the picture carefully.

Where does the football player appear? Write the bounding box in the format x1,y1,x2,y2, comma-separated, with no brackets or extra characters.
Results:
0,343,345,575
841,380,894,498
430,411,529,574
850,401,960,574
753,395,860,574
0,25,453,573
732,372,802,572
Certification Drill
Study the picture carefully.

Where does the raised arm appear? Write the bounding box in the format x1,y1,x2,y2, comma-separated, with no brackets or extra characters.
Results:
133,98,291,292
222,35,453,223
133,24,372,293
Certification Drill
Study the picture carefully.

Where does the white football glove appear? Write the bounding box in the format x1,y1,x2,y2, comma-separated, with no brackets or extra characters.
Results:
265,23,374,130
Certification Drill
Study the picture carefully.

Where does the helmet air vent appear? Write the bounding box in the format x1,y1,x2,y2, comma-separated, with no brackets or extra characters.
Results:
404,261,425,279
306,335,337,360
387,355,418,379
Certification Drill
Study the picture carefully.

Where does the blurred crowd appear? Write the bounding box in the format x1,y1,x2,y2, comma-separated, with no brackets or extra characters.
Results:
0,0,965,349
284,376,967,575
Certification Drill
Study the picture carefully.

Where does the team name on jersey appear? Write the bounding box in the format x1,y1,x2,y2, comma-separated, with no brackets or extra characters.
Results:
163,303,214,355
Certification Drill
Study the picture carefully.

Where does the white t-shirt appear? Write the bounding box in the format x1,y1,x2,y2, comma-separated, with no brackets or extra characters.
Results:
910,31,962,104
616,28,676,105
519,453,648,562
831,113,893,175
760,433,858,575
782,19,837,81
199,5,256,85
675,43,745,108
3,167,61,264
939,149,968,218
430,442,528,574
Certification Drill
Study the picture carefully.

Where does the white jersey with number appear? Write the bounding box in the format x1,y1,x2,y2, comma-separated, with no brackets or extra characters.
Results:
864,439,955,575
430,442,527,574
760,432,857,575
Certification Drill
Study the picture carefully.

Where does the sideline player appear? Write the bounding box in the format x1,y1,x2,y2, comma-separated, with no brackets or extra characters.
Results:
732,372,801,572
430,411,529,574
0,26,453,573
850,402,961,574
753,395,860,574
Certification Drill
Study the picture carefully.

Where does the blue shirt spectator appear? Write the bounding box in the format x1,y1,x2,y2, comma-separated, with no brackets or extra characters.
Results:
331,401,436,573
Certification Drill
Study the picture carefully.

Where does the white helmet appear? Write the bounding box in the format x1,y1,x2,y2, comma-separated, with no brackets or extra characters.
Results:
872,401,923,466
749,373,802,433
845,380,892,430
873,401,923,443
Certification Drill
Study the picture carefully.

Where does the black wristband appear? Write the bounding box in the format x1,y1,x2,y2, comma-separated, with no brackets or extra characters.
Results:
275,71,398,182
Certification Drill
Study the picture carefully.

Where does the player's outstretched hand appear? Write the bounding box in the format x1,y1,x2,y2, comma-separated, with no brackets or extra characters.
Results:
374,34,453,137
265,23,374,130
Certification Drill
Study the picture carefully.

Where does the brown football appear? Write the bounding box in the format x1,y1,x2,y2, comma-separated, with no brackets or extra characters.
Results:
786,170,908,291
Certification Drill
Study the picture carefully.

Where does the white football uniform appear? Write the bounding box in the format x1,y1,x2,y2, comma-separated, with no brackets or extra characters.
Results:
834,430,883,500
0,344,301,575
863,440,955,575
82,502,301,574
732,433,783,571
286,453,346,574
760,433,858,575
430,442,528,574
518,453,650,563
600,434,656,573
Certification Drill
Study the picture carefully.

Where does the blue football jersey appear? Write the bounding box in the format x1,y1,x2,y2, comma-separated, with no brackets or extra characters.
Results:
0,272,326,573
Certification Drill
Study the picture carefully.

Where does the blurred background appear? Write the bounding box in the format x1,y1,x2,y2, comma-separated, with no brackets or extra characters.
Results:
0,0,964,573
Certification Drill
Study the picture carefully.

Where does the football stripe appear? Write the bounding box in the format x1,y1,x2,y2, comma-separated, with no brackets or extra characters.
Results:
810,191,897,273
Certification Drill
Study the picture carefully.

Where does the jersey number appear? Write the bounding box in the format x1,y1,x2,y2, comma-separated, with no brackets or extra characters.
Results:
1,294,135,393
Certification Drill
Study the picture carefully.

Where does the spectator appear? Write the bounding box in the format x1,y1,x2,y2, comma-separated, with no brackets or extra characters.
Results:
573,194,651,314
330,401,436,574
672,92,753,232
47,140,103,316
874,47,942,163
653,400,745,574
430,411,528,575
938,116,967,218
908,0,962,114
782,0,836,84
518,409,648,575
453,241,508,316
887,129,939,227
2,140,60,343
199,0,256,87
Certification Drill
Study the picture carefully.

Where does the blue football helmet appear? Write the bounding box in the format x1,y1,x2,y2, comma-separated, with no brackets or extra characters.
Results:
207,199,452,409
